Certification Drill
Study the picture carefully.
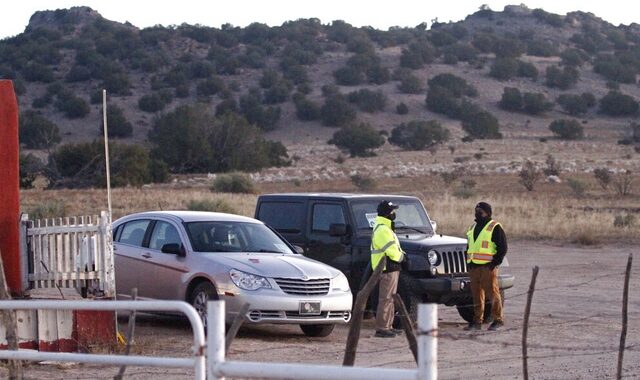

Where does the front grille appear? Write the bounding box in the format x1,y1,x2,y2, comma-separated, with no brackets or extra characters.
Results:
248,310,351,322
274,278,330,295
441,250,468,274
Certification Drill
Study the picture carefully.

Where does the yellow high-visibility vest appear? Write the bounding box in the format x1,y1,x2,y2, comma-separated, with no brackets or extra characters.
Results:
371,216,404,270
466,220,501,264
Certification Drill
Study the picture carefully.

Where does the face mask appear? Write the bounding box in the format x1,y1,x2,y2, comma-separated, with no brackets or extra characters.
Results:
388,212,397,221
475,211,484,220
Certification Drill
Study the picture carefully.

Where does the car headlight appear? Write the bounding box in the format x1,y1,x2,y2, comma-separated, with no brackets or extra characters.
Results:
332,272,350,292
427,250,440,266
229,269,272,291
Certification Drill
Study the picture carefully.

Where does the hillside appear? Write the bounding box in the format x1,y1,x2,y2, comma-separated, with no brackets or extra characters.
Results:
2,4,640,186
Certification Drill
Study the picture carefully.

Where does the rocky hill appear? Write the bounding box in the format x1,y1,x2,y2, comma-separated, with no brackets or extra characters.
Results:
3,4,640,186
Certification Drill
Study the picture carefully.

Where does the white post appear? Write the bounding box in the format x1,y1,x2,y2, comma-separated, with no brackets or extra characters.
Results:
208,301,225,380
417,303,437,380
101,90,112,220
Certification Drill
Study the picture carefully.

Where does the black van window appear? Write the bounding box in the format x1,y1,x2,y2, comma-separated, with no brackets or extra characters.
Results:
258,201,305,233
312,203,345,232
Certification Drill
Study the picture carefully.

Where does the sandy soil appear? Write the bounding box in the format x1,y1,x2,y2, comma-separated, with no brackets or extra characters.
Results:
2,241,639,379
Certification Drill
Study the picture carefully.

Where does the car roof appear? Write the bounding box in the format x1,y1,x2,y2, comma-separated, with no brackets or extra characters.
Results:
114,210,261,224
258,193,419,200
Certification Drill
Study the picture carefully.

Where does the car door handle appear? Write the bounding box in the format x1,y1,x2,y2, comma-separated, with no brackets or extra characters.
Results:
141,252,152,259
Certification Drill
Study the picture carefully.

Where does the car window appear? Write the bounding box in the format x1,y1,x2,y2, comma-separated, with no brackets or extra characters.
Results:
118,220,150,246
351,200,433,234
149,221,182,251
257,201,305,233
186,221,294,254
311,203,345,232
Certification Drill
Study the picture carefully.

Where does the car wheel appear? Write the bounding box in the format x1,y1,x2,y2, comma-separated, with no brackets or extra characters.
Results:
456,290,505,323
299,324,335,337
190,282,218,329
397,275,425,323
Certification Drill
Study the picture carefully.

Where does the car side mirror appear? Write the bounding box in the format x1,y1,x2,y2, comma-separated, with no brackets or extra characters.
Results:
293,245,304,254
430,220,437,233
329,223,348,237
162,243,186,257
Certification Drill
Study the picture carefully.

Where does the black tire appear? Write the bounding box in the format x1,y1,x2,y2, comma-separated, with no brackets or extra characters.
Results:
299,324,335,337
456,290,505,323
190,281,218,329
397,275,427,323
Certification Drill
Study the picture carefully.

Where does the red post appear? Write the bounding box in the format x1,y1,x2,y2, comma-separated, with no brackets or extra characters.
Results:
0,80,22,296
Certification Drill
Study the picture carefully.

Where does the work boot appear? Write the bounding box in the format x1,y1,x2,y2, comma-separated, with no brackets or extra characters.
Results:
374,329,396,338
488,321,504,331
391,328,404,335
463,322,481,331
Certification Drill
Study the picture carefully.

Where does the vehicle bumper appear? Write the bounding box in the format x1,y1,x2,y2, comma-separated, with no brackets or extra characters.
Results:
415,273,515,296
222,290,353,325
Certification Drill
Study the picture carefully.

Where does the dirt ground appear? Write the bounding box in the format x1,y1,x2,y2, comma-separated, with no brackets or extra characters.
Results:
2,240,639,379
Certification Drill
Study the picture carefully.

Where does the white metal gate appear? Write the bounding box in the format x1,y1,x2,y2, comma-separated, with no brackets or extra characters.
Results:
22,210,115,297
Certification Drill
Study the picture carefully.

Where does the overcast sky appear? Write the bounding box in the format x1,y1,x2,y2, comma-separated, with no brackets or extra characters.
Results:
2,1,639,39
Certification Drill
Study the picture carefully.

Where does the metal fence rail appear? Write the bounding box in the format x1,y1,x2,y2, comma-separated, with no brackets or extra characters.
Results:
24,210,115,297
0,300,205,380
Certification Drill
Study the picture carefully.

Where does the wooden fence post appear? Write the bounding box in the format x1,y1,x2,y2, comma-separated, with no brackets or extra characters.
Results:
616,254,632,380
522,266,539,380
0,249,23,379
393,294,418,363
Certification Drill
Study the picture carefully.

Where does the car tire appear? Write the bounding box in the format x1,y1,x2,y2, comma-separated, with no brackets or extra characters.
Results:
299,324,335,337
190,281,218,329
397,274,425,322
456,290,505,323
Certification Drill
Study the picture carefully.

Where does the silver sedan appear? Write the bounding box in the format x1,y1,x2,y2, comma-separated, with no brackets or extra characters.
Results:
112,211,352,337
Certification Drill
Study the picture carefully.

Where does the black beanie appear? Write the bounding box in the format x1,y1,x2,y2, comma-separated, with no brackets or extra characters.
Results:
476,202,492,217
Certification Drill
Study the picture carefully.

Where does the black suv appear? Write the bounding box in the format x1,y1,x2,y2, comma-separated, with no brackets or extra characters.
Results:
255,193,515,322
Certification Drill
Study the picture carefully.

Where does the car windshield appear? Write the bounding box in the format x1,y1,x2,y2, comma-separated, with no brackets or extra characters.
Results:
185,221,294,254
351,199,434,235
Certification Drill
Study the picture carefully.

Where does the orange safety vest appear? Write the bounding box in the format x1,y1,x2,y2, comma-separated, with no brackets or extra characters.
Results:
466,220,501,264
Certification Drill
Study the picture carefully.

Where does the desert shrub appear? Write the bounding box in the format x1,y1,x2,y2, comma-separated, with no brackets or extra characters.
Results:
461,111,502,139
263,80,292,104
425,86,462,117
517,61,539,80
65,65,91,82
139,93,169,113
19,110,61,149
396,103,409,115
493,37,524,59
570,27,609,54
22,63,55,83
215,99,238,116
186,199,236,214
212,172,256,193
388,120,449,150
549,119,584,140
522,92,552,115
442,43,478,63
440,167,465,187
519,160,540,191
259,69,279,89
489,58,519,80
499,87,523,112
545,65,579,90
612,170,633,196
400,40,437,69
27,200,68,220
196,77,225,98
560,48,588,67
557,93,596,116
329,123,384,157
567,178,587,197
366,65,390,85
599,91,639,116
320,95,357,127
543,154,561,176
239,89,281,131
631,123,640,143
526,40,559,57
427,74,477,97
593,54,636,84
350,174,376,191
293,95,320,121
334,66,365,85
472,32,497,53
101,73,131,96
613,214,635,228
347,89,386,113
532,9,564,27
397,74,423,94
149,105,288,173
101,105,132,138
19,153,44,189
55,95,90,119
593,168,612,190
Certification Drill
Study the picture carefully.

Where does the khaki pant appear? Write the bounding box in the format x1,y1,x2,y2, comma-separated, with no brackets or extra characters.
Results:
375,271,400,330
469,265,503,324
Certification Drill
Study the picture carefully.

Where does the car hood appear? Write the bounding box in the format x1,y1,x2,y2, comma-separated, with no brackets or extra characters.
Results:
207,252,340,279
397,233,467,252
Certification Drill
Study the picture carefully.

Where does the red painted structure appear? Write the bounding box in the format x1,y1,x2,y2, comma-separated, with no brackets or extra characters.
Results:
0,80,22,296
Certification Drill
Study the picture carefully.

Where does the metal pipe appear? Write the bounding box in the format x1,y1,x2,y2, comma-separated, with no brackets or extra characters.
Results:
216,361,417,380
208,301,226,380
0,300,205,380
0,350,193,368
417,304,437,380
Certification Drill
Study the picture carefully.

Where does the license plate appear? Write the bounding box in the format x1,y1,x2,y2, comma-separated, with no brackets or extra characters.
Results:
299,301,321,315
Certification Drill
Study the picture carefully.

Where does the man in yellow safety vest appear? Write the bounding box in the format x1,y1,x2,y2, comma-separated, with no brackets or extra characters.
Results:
371,200,405,338
464,201,508,331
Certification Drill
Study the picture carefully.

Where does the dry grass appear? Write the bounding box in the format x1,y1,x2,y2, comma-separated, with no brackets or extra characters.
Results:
20,173,639,243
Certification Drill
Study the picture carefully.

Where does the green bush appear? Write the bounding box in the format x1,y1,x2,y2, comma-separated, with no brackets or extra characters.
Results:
593,54,636,84
239,89,281,131
549,119,584,140
613,214,635,228
329,123,384,157
499,87,523,112
55,95,90,119
442,43,478,63
545,65,579,90
398,74,423,94
522,93,553,115
215,98,238,116
196,77,225,98
138,93,169,113
396,103,409,115
593,168,612,190
263,80,292,104
212,172,256,193
320,95,357,127
532,9,564,27
19,110,61,149
519,160,540,191
27,200,68,220
599,91,639,116
65,65,92,82
388,120,450,150
350,174,376,191
461,111,502,139
489,58,519,80
517,61,539,81
492,37,524,58
101,105,132,138
557,93,596,116
567,178,587,197
526,40,559,57
22,63,55,83
560,48,588,67
186,199,236,214
101,73,131,96
293,95,320,121
334,66,365,85
347,89,386,113
425,86,462,117
427,74,477,97
19,153,44,189
400,40,437,69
